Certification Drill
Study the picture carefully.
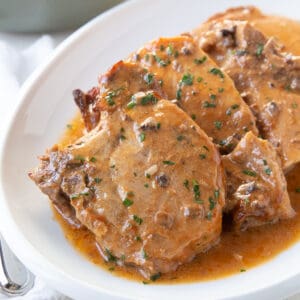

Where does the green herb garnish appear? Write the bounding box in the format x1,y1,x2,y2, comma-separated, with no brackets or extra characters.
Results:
209,68,224,78
133,215,143,225
123,198,134,207
242,170,257,177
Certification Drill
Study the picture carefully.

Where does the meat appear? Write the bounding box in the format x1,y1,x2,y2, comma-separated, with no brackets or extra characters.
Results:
194,5,300,55
29,89,225,278
222,131,295,230
128,36,258,153
73,61,166,131
193,20,300,171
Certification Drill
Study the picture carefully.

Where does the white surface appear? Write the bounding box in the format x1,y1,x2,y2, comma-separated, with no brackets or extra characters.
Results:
1,0,300,299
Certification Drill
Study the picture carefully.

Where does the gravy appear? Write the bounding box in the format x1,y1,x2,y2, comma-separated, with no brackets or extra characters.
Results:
53,113,300,283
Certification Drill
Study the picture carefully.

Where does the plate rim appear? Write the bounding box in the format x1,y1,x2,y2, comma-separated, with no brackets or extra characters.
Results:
1,0,300,299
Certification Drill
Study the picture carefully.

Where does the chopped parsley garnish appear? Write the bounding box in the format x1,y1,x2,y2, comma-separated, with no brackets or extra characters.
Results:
105,87,124,106
140,93,158,105
89,156,97,162
105,248,117,262
199,154,206,160
197,76,203,82
158,79,163,86
123,198,134,207
295,187,300,193
256,43,264,57
242,169,257,177
177,135,184,141
192,179,202,204
240,269,246,272
163,160,175,165
153,55,170,67
265,167,272,175
226,104,239,116
127,99,136,109
160,44,165,51
150,273,161,281
292,102,298,109
142,281,149,285
183,179,189,189
146,173,151,179
210,94,216,100
194,56,207,64
94,177,102,184
191,114,196,120
133,215,143,225
176,88,182,100
214,121,222,130
209,197,216,210
144,183,149,188
139,132,145,142
203,101,216,108
181,73,194,86
136,236,142,242
209,68,224,78
66,124,72,129
156,122,161,129
218,87,224,93
203,145,209,151
142,249,148,259
144,73,154,85
108,267,115,271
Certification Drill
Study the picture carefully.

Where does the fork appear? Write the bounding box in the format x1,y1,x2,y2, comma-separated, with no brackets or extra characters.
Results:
0,234,35,296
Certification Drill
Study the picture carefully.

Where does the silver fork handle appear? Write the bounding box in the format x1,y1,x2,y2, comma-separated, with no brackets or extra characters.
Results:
0,234,35,296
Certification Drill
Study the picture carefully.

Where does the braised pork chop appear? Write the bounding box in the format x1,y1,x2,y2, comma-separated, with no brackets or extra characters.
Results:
127,36,257,153
193,20,300,171
222,131,295,230
30,92,225,278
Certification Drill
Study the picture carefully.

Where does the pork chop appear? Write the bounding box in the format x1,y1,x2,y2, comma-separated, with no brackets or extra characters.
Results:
222,131,295,230
29,92,225,278
127,35,258,153
193,20,300,171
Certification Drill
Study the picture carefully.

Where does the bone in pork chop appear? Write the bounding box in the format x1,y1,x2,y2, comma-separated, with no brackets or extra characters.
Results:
127,36,258,153
193,20,300,171
222,131,295,230
29,62,225,278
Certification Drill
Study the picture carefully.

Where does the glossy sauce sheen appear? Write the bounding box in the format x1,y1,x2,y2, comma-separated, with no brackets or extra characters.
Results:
54,110,300,283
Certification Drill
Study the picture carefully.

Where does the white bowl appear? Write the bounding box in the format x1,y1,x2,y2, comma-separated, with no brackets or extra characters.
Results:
1,0,300,299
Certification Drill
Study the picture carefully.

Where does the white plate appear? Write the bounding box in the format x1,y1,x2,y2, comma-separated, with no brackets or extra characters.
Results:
1,0,300,299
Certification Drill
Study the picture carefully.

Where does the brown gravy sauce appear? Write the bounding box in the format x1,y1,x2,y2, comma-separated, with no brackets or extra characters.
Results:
53,16,300,283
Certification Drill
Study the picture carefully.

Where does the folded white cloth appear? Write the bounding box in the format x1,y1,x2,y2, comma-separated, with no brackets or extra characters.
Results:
0,33,70,300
